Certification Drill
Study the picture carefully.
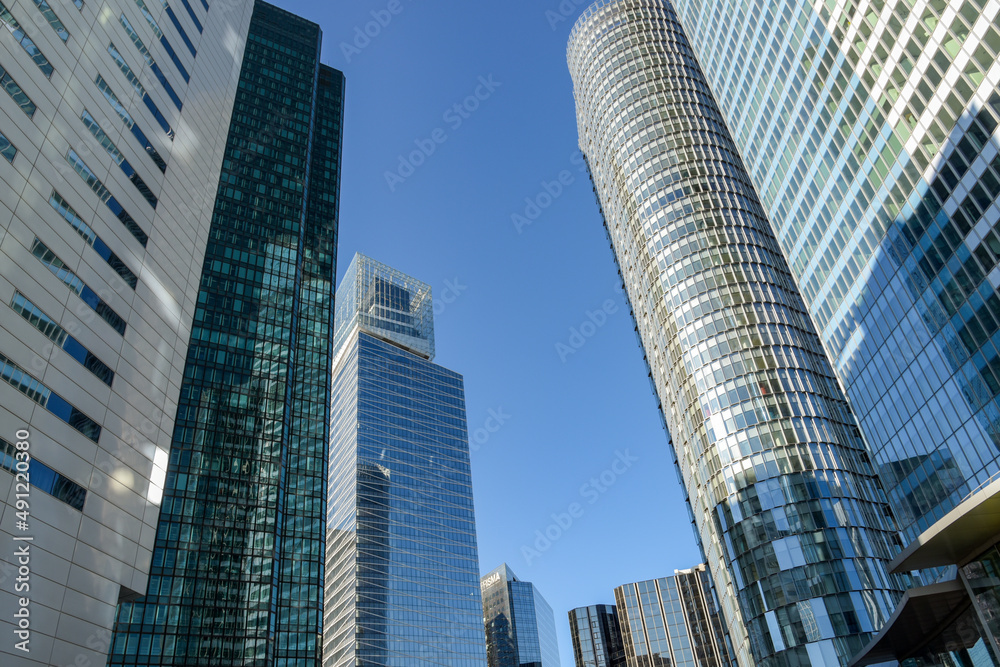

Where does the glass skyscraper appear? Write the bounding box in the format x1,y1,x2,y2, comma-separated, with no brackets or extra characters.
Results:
0,0,252,662
108,2,343,664
568,2,905,665
568,604,626,667
671,0,1000,544
481,563,561,667
614,566,736,667
324,254,488,667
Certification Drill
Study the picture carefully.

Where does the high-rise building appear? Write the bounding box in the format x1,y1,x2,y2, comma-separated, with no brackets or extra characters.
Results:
482,563,561,667
670,0,1000,544
568,604,625,667
107,2,344,664
614,566,736,667
568,2,905,665
0,0,254,662
324,254,488,667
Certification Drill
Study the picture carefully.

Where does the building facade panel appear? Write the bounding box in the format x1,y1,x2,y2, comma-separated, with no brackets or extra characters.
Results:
0,0,250,662
107,3,343,664
568,2,905,664
673,0,1000,544
325,255,488,667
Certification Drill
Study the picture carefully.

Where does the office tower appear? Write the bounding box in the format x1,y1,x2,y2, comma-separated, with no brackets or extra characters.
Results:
0,0,253,662
568,2,904,665
107,2,344,665
481,563,561,667
614,566,736,667
670,0,1000,543
324,254,488,667
568,604,625,667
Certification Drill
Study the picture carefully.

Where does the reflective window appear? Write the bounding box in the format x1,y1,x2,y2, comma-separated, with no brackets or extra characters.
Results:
0,63,35,117
30,238,127,335
81,109,158,208
118,14,181,109
66,149,149,247
0,437,87,511
0,130,15,162
107,42,175,140
94,75,166,173
30,0,66,41
50,191,138,289
0,352,101,442
0,1,53,77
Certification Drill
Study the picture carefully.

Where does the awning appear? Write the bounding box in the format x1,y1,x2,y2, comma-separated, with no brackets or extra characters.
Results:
849,580,973,667
891,477,1000,573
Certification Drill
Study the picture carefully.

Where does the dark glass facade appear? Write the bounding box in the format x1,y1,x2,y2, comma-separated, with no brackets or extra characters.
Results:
482,563,561,667
324,255,487,667
568,2,905,665
108,2,343,664
615,566,736,667
568,604,626,667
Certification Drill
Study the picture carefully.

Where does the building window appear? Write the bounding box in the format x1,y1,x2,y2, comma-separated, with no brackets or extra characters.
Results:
50,191,139,288
0,64,35,117
66,149,149,246
0,352,102,442
0,438,88,511
30,0,67,41
0,130,15,162
30,238,128,335
81,109,158,208
0,1,53,77
119,14,182,109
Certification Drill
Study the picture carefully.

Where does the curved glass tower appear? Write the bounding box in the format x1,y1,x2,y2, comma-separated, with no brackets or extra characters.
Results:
671,0,1000,544
568,2,904,665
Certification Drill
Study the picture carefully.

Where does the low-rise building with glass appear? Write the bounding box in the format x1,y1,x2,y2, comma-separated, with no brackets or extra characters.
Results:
482,563,561,667
615,566,736,667
568,604,626,667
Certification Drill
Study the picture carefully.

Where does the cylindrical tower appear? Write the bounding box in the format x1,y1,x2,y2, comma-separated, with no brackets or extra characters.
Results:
568,2,905,665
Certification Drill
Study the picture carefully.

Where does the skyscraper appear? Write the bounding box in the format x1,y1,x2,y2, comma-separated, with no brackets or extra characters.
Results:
0,0,252,662
568,604,625,667
108,2,344,664
324,254,488,667
671,0,1000,543
614,566,736,667
568,2,904,665
482,563,561,667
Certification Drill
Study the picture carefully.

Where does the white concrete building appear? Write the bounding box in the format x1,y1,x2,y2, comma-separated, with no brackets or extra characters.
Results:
0,0,253,663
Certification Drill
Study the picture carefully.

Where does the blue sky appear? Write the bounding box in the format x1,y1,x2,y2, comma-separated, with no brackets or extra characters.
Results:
276,0,703,661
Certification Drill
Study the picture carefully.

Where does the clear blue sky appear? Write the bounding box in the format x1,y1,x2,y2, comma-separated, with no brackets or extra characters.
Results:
275,0,703,662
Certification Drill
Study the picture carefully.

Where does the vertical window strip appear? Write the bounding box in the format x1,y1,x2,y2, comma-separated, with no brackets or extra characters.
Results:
134,0,188,83
0,1,54,78
30,238,128,336
0,130,15,162
30,0,67,41
0,353,102,443
107,42,175,141
81,109,158,208
161,3,195,56
10,293,115,386
66,149,149,247
199,0,207,11
177,0,201,33
72,0,82,9
119,14,182,109
0,63,35,117
95,75,166,173
50,191,139,289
